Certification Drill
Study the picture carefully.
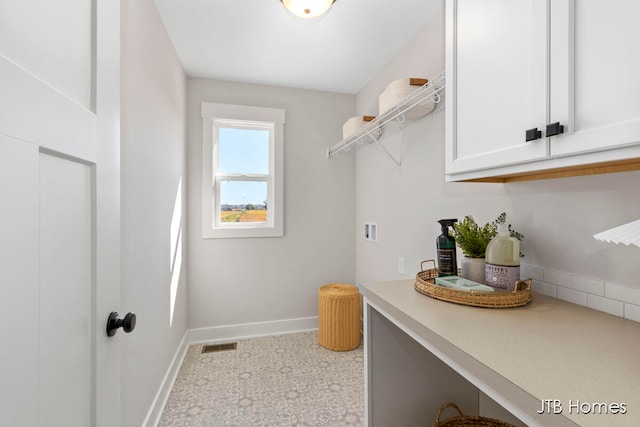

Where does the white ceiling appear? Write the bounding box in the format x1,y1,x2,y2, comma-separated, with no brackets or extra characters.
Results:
153,0,443,94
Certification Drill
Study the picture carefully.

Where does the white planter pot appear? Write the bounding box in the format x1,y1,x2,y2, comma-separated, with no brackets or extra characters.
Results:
461,257,485,284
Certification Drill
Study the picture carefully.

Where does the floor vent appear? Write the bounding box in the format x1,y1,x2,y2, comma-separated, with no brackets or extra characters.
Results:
201,342,237,353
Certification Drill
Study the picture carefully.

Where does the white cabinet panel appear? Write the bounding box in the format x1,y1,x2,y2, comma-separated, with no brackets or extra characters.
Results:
446,0,548,174
550,0,640,157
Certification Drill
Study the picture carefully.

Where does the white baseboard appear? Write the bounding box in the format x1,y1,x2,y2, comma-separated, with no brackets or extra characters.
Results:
186,316,318,344
142,332,189,427
144,316,318,426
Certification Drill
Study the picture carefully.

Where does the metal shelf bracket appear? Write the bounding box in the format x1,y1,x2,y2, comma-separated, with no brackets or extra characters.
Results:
372,137,401,167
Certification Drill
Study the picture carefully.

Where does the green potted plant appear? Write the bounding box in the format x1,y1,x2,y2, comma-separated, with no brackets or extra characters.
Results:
451,216,496,283
451,213,524,283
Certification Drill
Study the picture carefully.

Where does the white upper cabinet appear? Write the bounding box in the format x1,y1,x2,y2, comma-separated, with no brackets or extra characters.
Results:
446,0,549,174
550,0,640,157
446,0,640,181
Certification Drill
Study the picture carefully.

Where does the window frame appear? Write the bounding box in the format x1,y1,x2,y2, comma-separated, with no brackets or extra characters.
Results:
213,119,273,229
201,102,285,238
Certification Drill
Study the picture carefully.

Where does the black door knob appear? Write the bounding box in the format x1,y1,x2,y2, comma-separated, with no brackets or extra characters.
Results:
106,312,136,337
546,122,564,137
525,127,542,142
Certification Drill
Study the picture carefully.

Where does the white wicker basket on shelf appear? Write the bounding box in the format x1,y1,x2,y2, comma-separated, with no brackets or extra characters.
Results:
379,77,435,119
342,115,381,140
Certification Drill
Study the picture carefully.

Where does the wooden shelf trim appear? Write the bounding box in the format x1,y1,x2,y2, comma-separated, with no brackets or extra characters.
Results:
462,158,640,183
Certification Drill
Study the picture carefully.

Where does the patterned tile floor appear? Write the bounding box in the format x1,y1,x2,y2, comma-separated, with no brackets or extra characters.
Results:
159,331,364,426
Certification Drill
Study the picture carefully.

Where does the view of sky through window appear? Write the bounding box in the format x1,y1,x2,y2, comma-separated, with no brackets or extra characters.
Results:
218,127,269,206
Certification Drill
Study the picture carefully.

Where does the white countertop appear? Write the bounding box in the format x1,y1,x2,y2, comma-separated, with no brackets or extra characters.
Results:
360,279,640,427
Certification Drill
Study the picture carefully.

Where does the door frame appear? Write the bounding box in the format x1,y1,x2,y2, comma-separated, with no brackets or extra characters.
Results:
93,1,122,426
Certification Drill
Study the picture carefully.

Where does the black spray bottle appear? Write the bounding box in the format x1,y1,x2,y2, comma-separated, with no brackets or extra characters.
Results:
437,219,458,276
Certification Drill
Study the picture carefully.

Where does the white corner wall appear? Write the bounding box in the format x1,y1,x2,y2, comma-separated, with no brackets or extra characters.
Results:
121,1,188,426
187,79,355,331
356,7,640,314
355,10,510,286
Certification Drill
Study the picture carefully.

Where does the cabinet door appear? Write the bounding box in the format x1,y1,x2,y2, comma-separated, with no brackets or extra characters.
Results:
550,0,640,157
446,0,549,174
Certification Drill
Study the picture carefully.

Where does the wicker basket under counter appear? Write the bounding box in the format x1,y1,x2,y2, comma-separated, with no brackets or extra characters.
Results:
433,402,517,427
415,260,532,308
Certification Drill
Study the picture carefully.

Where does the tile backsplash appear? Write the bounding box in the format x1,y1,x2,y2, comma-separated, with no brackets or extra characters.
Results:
521,264,640,323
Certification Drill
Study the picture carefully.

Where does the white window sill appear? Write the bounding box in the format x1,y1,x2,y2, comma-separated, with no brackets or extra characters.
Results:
202,224,283,239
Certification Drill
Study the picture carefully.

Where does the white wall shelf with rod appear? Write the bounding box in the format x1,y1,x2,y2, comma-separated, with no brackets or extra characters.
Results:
327,71,445,166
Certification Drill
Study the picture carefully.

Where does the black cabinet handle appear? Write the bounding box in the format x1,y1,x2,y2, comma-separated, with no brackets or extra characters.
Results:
546,122,564,137
106,311,136,337
525,128,542,142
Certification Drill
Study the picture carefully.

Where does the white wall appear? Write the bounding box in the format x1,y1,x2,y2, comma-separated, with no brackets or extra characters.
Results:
187,79,355,330
121,1,188,426
356,7,640,317
355,11,509,286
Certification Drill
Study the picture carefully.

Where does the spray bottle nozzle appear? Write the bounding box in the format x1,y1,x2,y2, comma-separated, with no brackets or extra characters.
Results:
438,218,458,236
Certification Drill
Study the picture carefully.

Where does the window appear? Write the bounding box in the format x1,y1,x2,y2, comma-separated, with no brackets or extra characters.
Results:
202,102,285,238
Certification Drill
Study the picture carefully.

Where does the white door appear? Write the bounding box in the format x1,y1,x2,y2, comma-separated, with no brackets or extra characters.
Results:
0,1,120,426
446,0,549,174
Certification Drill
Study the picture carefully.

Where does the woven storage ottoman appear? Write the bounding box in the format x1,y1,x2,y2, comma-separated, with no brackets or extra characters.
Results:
318,284,361,351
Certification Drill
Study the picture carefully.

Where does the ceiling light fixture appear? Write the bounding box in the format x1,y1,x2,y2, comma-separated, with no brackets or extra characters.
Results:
280,0,336,19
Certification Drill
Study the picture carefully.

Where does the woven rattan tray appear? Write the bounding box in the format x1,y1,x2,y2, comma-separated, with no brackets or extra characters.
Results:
415,260,532,308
